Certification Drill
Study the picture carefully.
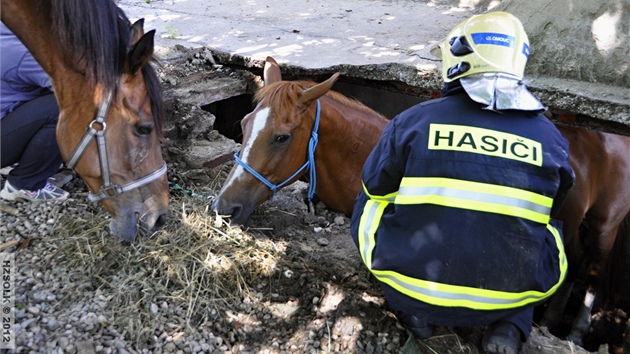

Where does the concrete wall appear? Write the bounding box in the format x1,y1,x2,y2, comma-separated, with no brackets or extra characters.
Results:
495,0,629,88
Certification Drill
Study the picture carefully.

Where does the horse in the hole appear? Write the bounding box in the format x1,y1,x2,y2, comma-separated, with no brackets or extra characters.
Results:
1,0,169,241
211,57,389,224
211,56,630,349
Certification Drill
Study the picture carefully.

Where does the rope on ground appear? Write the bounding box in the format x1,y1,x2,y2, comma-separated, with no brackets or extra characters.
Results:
168,181,215,201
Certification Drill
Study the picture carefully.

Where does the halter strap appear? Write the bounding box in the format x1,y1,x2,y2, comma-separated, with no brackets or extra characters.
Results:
66,90,167,203
233,99,321,201
88,161,167,202
67,90,114,169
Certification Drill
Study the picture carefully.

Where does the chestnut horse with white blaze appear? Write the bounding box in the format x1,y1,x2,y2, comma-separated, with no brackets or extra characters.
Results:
211,57,389,224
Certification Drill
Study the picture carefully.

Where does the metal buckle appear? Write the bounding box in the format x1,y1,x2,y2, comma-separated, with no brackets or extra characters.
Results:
100,184,120,197
88,120,107,131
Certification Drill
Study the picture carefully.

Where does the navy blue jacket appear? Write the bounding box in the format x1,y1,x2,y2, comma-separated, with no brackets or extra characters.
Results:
350,87,574,327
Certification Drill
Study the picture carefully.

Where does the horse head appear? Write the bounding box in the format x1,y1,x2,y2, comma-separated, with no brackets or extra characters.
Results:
56,18,169,241
2,1,169,242
211,56,340,224
76,19,168,241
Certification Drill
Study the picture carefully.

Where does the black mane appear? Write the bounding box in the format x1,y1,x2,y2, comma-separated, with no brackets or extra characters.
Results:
51,0,164,130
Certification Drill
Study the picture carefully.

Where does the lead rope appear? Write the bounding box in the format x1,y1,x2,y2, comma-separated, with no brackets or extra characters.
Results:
305,99,320,200
168,181,215,201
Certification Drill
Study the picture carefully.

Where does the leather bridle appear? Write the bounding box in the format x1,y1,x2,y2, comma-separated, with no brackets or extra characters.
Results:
65,90,167,203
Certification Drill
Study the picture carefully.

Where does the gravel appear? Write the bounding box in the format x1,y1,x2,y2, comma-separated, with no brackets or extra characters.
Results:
1,172,412,354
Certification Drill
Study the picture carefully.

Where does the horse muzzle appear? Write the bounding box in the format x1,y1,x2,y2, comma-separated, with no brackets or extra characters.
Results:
104,191,169,242
210,196,255,225
108,209,167,242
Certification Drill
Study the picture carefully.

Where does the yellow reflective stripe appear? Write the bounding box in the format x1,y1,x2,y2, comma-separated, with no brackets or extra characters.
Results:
362,183,397,202
357,189,567,310
357,199,387,267
547,222,568,290
369,243,565,309
396,177,552,224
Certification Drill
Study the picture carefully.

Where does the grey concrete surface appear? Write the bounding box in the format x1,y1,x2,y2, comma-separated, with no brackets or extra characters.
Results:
118,0,629,131
118,0,477,70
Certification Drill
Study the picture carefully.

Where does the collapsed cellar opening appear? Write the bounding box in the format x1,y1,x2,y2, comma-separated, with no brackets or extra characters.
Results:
203,69,629,143
202,74,431,143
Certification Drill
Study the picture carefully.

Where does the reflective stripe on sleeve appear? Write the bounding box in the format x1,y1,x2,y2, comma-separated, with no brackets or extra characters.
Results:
357,181,567,310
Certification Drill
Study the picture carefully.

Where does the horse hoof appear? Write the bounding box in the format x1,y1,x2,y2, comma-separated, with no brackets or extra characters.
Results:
482,320,522,354
395,311,434,340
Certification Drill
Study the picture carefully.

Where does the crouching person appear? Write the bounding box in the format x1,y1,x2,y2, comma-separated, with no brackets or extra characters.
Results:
350,11,575,354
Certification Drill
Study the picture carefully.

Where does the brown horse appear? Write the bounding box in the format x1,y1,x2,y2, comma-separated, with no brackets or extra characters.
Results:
212,56,630,348
211,57,389,224
540,126,630,348
1,0,169,241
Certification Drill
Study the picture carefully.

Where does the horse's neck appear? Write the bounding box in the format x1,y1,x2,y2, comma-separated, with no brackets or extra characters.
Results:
312,98,388,215
2,0,64,80
319,98,388,155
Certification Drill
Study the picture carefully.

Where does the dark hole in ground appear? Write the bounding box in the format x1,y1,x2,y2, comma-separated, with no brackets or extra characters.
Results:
331,80,426,119
202,93,254,144
205,78,428,142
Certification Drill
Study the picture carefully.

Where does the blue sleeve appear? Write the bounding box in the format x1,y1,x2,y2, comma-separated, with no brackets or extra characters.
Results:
551,132,575,217
350,118,401,242
17,52,52,91
551,145,575,217
360,117,404,197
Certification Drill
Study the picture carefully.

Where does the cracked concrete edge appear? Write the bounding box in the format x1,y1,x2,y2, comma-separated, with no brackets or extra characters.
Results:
157,45,630,135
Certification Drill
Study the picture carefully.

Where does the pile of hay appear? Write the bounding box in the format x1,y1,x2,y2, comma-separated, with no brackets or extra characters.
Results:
47,179,285,345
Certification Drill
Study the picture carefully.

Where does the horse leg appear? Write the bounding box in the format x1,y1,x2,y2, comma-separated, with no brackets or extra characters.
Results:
540,206,585,330
567,220,620,346
540,280,575,329
567,287,596,346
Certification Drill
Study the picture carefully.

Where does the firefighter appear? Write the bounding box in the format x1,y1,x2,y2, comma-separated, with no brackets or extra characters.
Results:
350,11,575,354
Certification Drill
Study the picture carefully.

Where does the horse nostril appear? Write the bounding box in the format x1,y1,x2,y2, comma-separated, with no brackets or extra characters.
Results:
211,199,241,221
226,205,242,219
154,214,167,230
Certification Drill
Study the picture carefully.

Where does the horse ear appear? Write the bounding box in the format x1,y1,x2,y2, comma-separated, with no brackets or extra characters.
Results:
127,29,155,75
264,56,282,85
129,18,146,47
298,73,340,106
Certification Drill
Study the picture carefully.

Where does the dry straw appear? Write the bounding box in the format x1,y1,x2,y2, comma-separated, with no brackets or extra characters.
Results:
45,186,284,345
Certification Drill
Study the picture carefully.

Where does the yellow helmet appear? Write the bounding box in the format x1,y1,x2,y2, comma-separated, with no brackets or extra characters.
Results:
438,11,530,83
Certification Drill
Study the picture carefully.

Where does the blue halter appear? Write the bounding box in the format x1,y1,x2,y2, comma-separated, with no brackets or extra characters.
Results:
233,99,321,201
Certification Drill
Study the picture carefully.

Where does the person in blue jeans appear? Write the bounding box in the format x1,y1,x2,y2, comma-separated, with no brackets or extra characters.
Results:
1,22,69,201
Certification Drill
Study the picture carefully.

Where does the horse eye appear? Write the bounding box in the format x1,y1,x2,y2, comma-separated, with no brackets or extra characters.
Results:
134,124,153,136
275,134,290,144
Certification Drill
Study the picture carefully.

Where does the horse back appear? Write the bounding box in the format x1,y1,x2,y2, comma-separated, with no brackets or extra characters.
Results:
557,125,630,220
